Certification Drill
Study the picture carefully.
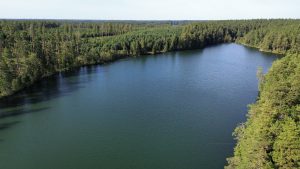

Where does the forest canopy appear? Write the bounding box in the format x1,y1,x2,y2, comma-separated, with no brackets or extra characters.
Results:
0,19,299,98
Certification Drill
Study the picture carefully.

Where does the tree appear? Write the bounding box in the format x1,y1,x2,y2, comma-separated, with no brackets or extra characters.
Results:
0,51,13,96
273,118,300,168
256,67,265,92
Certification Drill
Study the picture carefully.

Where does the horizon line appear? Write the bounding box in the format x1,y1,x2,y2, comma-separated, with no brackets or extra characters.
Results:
0,18,299,21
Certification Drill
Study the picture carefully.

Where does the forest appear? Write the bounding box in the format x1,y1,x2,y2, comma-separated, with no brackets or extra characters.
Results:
0,20,299,98
0,19,299,168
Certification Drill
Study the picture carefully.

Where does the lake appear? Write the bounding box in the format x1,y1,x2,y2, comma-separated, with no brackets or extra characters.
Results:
0,44,278,169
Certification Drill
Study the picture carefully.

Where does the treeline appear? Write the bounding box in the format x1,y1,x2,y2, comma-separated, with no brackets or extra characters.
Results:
237,20,300,54
0,19,299,98
180,19,300,54
0,21,180,97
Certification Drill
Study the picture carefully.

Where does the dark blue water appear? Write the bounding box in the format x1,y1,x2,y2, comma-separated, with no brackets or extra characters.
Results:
0,44,278,169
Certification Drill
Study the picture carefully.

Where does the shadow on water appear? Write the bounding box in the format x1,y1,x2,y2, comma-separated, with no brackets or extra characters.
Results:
0,107,50,118
0,121,21,141
0,66,99,118
0,121,20,131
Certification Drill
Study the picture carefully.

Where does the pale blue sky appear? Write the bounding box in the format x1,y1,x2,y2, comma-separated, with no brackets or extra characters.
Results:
0,0,299,20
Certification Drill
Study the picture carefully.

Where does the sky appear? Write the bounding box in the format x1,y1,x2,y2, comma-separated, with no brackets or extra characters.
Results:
0,0,299,20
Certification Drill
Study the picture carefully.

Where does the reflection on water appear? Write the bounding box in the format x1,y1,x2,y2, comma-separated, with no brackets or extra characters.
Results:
0,66,102,118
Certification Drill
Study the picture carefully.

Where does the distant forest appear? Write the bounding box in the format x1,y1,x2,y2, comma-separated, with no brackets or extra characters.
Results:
0,19,299,168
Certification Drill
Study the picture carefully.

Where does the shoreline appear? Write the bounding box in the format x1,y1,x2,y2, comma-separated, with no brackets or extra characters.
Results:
0,42,283,101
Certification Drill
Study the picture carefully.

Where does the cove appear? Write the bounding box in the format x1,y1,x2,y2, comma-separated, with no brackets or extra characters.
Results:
0,43,278,169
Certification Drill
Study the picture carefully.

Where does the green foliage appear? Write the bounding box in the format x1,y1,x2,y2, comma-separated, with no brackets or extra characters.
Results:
1,19,298,98
273,117,300,169
0,21,183,97
0,49,13,96
226,53,300,169
257,66,265,92
237,20,300,54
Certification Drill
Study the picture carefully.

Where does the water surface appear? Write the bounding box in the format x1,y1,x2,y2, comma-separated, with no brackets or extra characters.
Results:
0,44,278,169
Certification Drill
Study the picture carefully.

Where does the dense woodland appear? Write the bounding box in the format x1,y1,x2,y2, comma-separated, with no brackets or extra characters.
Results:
0,20,298,97
0,19,299,168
